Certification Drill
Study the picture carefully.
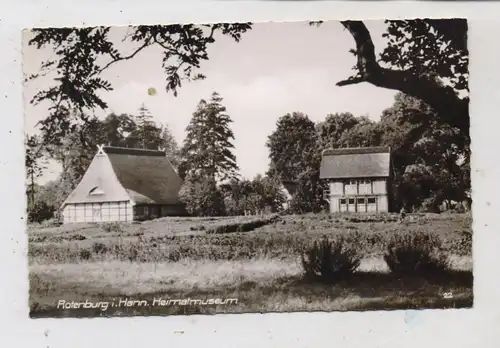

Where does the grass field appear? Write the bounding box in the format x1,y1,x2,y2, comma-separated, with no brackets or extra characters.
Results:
28,212,473,318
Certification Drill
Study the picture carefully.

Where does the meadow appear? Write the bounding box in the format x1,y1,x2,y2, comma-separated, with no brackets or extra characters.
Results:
28,212,473,317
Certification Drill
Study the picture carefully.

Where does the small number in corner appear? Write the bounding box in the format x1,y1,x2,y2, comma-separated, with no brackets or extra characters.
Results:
443,292,453,299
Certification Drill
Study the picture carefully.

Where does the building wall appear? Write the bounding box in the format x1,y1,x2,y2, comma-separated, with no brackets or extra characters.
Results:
63,201,188,224
377,195,389,213
372,179,387,194
133,204,187,221
62,201,133,223
329,181,343,195
325,178,390,213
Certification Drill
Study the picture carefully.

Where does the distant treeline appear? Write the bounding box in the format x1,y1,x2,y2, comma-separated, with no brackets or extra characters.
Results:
26,91,470,223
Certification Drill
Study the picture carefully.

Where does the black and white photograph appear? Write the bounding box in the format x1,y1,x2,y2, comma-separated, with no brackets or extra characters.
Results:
23,19,472,318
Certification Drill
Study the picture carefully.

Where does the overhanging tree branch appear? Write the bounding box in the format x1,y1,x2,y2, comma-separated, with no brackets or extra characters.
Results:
338,20,469,136
99,37,153,73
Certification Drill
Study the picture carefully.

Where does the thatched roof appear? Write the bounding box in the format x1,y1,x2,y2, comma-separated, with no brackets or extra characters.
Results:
319,146,391,180
62,146,183,206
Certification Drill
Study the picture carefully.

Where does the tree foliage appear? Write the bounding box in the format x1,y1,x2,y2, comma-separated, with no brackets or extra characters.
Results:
337,19,469,138
178,173,225,217
42,108,181,209
27,23,252,144
27,19,470,215
180,92,239,182
317,113,383,149
316,112,359,149
377,93,469,211
266,112,325,213
220,175,286,216
27,199,55,224
126,104,162,149
269,92,470,213
161,126,182,170
25,134,47,205
267,112,318,182
27,19,468,147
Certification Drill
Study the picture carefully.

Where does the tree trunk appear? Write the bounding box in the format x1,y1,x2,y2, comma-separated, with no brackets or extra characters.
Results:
30,171,35,206
338,21,469,137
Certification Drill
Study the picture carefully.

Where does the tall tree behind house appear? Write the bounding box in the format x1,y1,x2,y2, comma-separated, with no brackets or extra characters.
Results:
377,93,470,211
180,92,239,182
128,104,163,149
178,92,239,217
266,112,325,213
160,124,182,170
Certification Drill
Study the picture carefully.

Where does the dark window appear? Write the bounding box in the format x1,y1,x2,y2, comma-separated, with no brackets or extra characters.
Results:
368,198,376,204
340,199,346,205
348,199,355,205
357,198,365,204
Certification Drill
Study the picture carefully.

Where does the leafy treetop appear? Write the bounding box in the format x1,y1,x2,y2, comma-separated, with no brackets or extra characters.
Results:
27,23,252,143
28,19,468,144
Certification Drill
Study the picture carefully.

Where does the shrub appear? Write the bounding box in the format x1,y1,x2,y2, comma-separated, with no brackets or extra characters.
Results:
179,174,225,217
27,200,55,223
455,228,472,256
207,215,280,234
343,213,399,223
384,231,449,276
67,234,86,241
100,222,122,233
92,242,108,254
79,249,92,261
301,235,361,283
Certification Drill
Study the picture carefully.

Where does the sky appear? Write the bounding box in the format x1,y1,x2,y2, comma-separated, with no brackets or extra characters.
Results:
23,20,398,184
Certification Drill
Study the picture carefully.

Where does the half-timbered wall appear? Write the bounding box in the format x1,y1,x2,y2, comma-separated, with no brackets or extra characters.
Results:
325,178,389,213
63,201,133,223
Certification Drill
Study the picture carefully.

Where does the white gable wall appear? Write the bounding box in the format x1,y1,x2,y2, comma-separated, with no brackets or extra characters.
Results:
62,152,131,206
61,151,134,224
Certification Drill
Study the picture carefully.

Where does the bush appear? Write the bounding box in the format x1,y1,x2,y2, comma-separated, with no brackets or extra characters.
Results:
68,234,86,241
179,175,225,217
207,215,280,234
27,200,55,223
301,235,361,283
455,228,472,256
92,242,108,254
343,213,399,223
384,231,449,276
79,249,92,260
100,222,122,233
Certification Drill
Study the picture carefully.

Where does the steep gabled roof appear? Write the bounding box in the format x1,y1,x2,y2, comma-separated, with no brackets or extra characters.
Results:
104,146,182,204
61,146,183,207
319,146,391,179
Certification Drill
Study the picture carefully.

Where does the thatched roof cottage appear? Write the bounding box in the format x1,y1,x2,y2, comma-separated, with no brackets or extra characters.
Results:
319,146,392,213
61,145,185,223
